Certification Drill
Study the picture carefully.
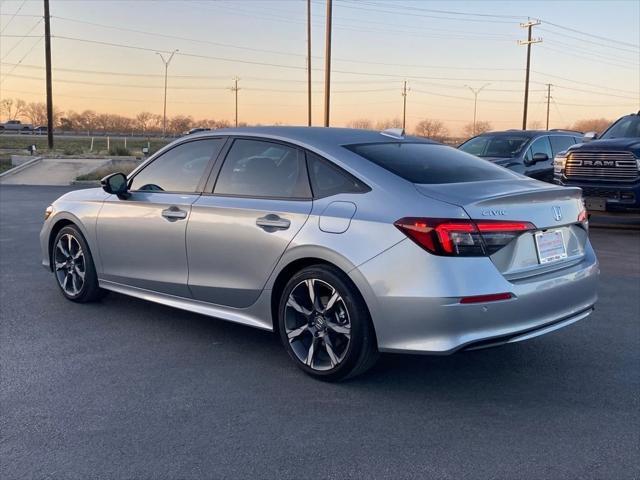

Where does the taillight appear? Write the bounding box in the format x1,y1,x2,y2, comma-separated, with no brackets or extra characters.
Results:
394,217,535,256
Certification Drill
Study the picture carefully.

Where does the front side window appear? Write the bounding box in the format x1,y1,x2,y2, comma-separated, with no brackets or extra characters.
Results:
214,139,311,198
459,135,529,158
130,139,222,192
307,152,369,198
549,135,576,155
525,136,553,162
346,142,517,184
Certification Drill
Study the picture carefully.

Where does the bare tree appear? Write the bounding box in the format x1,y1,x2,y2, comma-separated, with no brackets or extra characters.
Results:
414,119,449,141
24,102,48,126
77,110,98,134
348,119,372,129
375,118,403,130
168,115,193,134
0,98,27,121
570,118,611,134
96,114,111,133
463,120,492,138
136,112,155,135
529,120,543,130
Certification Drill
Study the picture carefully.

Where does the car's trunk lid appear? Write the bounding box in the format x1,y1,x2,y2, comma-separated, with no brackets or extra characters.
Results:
415,179,588,278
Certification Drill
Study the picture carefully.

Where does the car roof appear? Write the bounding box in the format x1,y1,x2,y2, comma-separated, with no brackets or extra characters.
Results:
187,126,437,148
474,130,578,138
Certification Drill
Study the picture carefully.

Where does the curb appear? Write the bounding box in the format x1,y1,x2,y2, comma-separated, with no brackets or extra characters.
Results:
0,156,43,179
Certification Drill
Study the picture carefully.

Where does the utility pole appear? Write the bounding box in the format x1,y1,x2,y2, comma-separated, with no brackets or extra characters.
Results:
231,77,241,127
43,0,53,149
465,83,490,136
519,19,542,130
323,0,332,127
307,0,312,126
401,80,409,132
545,83,552,130
156,49,178,137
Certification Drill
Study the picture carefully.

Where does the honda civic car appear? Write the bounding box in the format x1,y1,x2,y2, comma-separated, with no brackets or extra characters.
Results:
41,127,599,380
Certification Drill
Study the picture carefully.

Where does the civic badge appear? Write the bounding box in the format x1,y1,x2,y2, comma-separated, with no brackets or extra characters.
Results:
552,206,562,222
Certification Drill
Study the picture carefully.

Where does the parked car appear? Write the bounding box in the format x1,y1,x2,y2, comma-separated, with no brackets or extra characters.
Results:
40,127,598,380
554,112,640,213
458,130,583,183
0,119,33,133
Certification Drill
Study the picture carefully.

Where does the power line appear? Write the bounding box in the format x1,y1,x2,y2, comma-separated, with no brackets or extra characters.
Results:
543,35,638,62
50,35,533,84
532,71,639,95
212,2,518,41
51,14,522,71
539,27,640,54
539,44,636,71
1,18,42,61
0,0,28,34
540,20,640,50
550,83,637,100
51,15,305,59
0,36,42,83
346,0,525,20
331,0,516,24
52,35,307,70
0,62,403,85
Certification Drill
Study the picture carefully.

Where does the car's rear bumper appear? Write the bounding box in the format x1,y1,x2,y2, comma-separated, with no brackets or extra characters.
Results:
351,238,599,354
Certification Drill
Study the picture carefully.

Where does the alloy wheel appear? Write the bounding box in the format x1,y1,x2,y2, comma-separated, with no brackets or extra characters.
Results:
284,278,351,371
54,233,86,296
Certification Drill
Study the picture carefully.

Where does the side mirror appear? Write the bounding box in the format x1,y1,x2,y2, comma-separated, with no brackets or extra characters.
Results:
582,131,598,142
101,172,129,198
532,152,549,163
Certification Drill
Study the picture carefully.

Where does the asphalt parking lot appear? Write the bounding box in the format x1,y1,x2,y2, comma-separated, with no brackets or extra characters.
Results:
1,185,638,479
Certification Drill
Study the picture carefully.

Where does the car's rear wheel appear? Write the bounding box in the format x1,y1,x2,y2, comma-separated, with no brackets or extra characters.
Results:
52,225,104,303
278,265,378,381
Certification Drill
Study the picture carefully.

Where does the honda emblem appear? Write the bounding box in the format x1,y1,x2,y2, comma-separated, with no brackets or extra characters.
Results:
552,206,562,222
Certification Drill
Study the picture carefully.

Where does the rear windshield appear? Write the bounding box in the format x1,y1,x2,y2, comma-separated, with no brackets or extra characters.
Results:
346,142,517,184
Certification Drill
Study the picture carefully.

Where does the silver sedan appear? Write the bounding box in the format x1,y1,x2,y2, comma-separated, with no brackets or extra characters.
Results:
40,127,599,380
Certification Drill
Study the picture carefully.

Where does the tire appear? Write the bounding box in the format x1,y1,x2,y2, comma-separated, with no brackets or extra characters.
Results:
277,264,378,381
52,225,105,303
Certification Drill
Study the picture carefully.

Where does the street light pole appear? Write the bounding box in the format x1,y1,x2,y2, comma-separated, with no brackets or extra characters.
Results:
307,0,312,126
465,83,490,136
156,49,178,137
401,80,408,132
231,77,241,127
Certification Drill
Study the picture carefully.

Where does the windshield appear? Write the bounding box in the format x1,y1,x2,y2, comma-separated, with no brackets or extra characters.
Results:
600,115,640,139
346,142,517,184
459,135,529,158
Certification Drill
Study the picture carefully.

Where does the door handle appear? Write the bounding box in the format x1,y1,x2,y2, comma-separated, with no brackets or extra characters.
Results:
161,206,188,221
256,214,290,231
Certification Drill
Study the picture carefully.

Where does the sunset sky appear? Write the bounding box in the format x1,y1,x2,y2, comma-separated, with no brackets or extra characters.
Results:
1,0,639,134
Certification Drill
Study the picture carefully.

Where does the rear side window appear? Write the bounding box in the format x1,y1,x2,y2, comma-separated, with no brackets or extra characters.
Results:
214,139,311,199
549,135,576,155
306,152,369,198
346,142,516,184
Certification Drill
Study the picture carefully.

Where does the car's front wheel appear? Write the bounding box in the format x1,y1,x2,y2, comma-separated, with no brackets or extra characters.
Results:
278,265,378,381
52,225,104,303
